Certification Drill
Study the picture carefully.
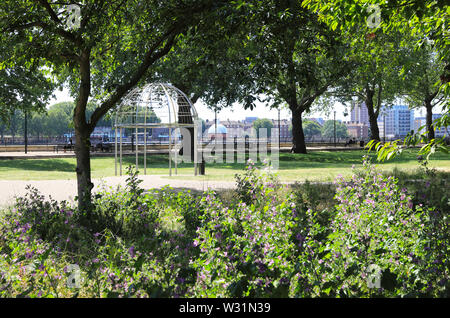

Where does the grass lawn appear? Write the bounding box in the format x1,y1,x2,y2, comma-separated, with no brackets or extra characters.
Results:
0,149,449,181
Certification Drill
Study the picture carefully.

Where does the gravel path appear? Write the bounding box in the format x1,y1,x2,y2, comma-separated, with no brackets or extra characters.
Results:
0,175,236,208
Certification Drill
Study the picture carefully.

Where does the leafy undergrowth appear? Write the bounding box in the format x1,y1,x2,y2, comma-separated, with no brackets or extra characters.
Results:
0,160,448,298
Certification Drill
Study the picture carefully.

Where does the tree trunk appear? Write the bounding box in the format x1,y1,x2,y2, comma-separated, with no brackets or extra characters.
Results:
425,100,435,141
74,50,93,216
365,91,380,141
290,106,307,154
74,128,93,215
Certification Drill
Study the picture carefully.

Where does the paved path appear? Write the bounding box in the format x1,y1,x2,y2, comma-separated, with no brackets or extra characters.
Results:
0,175,236,208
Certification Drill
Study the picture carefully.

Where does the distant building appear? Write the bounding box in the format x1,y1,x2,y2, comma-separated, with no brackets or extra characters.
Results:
307,117,325,126
220,119,253,138
207,120,228,140
378,105,414,139
245,117,258,124
350,101,370,126
272,119,292,140
152,127,170,141
91,126,114,141
344,121,369,140
414,117,429,135
414,114,450,137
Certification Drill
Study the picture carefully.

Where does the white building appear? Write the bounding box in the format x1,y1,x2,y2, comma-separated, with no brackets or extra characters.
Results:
378,105,414,139
414,114,450,137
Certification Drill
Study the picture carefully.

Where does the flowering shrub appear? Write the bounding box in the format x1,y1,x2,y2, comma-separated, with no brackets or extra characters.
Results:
0,159,447,297
0,167,202,297
192,160,296,297
234,159,281,206
291,157,449,297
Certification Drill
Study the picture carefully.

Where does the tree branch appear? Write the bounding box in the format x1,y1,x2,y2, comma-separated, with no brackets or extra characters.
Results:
7,21,81,46
88,31,179,129
34,0,62,24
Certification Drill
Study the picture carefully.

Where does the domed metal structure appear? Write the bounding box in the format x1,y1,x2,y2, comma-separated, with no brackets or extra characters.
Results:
113,83,199,176
207,122,228,135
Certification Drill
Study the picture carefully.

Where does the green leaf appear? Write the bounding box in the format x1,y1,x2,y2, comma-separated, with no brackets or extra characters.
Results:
134,255,145,273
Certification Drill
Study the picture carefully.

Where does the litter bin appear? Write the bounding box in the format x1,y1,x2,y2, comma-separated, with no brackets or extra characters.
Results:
360,140,365,147
199,159,206,175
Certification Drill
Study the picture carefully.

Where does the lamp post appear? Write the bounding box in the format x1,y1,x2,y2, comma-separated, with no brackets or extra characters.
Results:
131,116,135,153
214,109,217,151
24,110,28,154
334,111,336,147
278,108,281,150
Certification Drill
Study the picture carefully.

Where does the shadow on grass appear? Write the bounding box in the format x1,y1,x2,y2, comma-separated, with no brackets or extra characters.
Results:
1,149,447,175
124,149,444,171
0,158,76,173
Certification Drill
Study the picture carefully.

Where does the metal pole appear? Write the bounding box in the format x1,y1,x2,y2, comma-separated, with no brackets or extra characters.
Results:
144,128,147,175
334,111,336,147
194,123,198,176
175,132,178,176
24,110,28,154
131,117,135,153
115,127,118,176
169,128,172,176
215,110,217,150
136,126,138,172
383,114,386,143
120,128,123,176
278,108,280,151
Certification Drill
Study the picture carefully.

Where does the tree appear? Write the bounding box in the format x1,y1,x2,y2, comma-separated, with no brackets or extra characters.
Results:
402,42,446,141
8,109,23,143
152,7,258,161
303,120,322,138
327,32,406,142
321,120,349,139
304,0,450,159
0,65,55,122
1,0,230,214
252,118,274,138
28,112,49,140
47,102,74,137
0,43,55,145
152,4,257,109
239,0,352,154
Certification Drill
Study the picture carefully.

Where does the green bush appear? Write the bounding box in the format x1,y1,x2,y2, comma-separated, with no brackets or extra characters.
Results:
291,157,449,297
0,160,447,298
192,160,296,297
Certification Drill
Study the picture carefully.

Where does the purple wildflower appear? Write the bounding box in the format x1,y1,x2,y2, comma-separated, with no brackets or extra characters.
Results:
129,246,135,258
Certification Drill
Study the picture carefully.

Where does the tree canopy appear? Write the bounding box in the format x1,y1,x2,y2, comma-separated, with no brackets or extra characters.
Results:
1,0,233,213
321,120,349,139
304,0,449,159
253,118,274,138
303,120,322,138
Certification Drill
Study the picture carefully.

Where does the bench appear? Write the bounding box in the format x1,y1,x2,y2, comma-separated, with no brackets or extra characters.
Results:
54,144,74,153
91,142,112,153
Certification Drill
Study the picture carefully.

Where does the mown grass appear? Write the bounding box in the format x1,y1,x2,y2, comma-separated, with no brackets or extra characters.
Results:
0,149,449,182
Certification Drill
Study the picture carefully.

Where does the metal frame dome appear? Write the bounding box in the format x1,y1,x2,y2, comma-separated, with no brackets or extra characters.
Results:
114,83,198,128
113,83,199,176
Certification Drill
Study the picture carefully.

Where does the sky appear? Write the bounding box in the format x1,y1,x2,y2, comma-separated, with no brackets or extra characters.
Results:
49,86,445,122
48,87,349,122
